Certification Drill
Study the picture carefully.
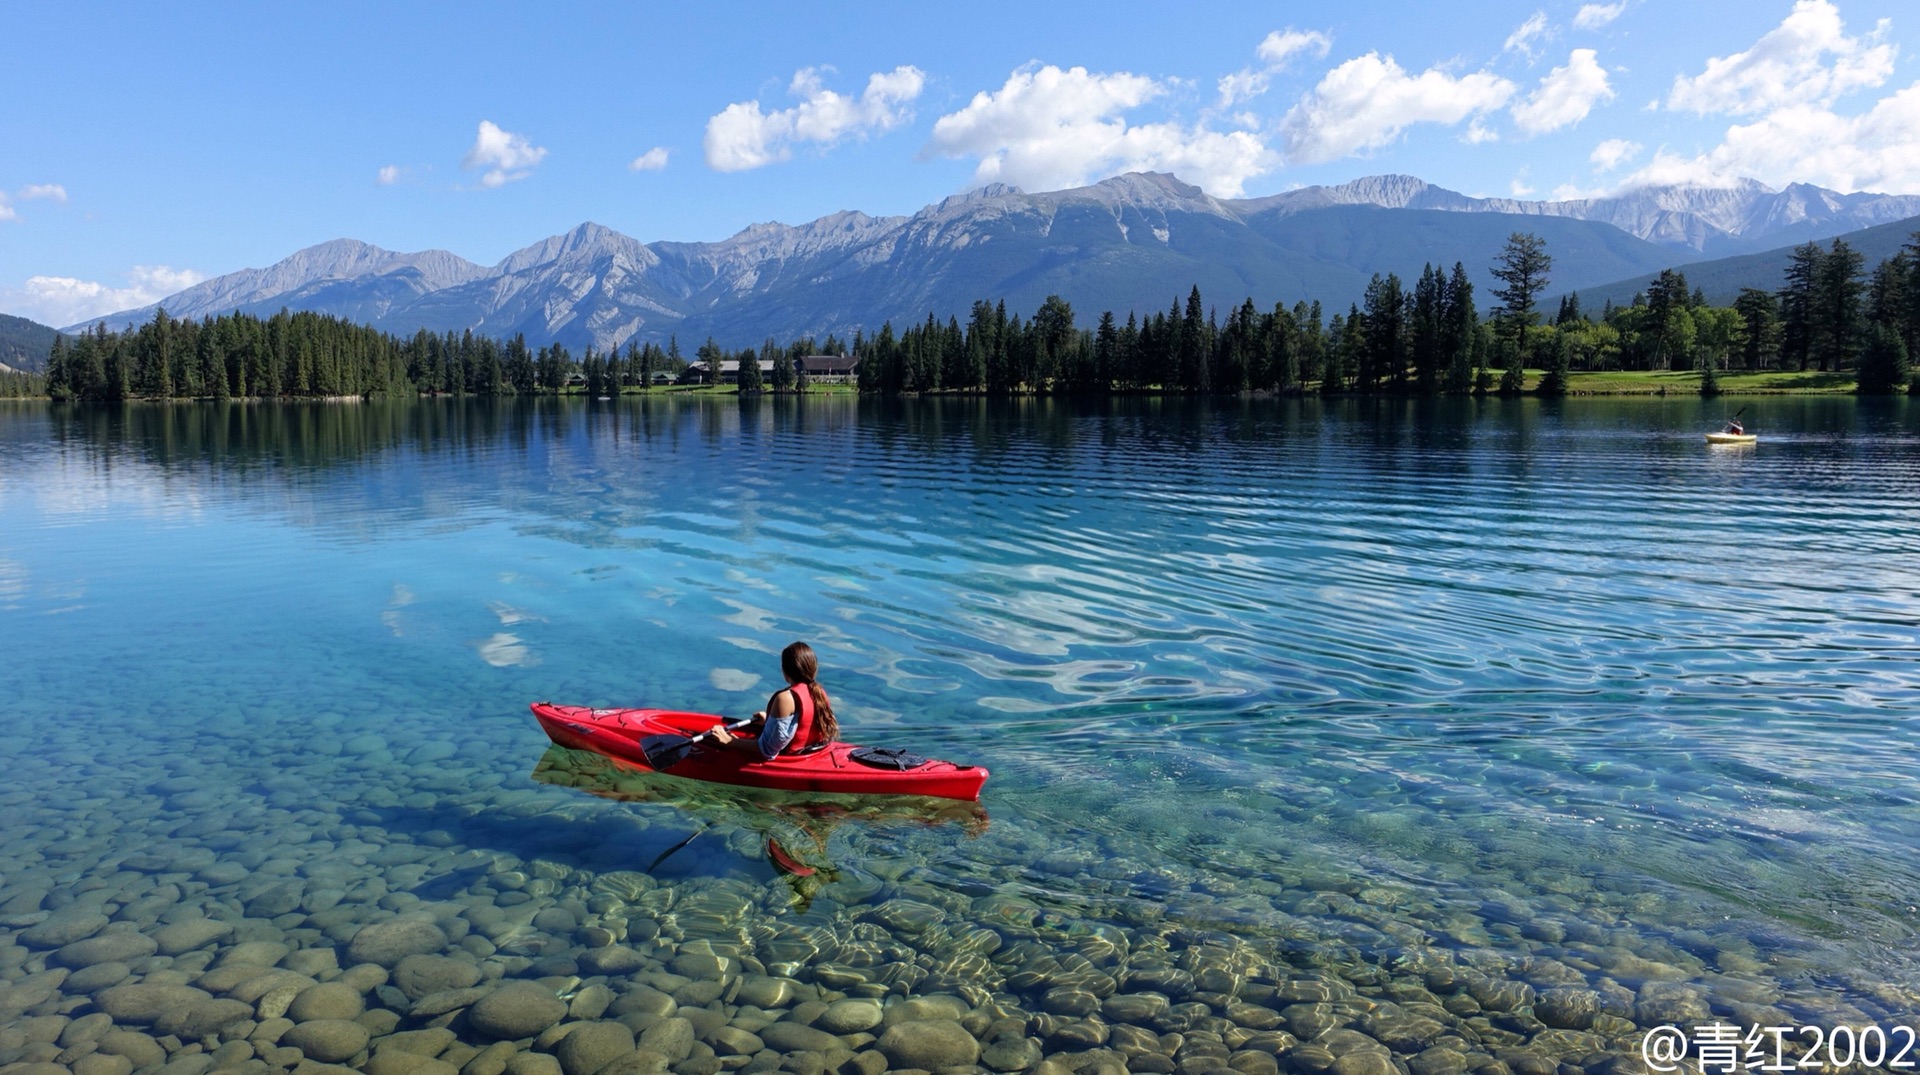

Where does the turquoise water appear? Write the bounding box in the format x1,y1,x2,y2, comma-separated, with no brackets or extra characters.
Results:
2,396,1917,1072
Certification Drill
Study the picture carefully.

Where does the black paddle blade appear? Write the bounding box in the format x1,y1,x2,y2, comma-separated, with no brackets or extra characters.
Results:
638,733,701,770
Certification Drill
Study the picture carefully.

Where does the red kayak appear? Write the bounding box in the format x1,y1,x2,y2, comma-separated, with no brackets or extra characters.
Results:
530,703,989,802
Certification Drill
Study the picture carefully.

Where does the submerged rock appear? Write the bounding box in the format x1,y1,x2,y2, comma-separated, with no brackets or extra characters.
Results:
468,983,568,1041
281,1019,371,1063
95,984,213,1026
346,918,449,968
555,1021,636,1075
876,1020,980,1069
288,982,366,1023
19,914,110,949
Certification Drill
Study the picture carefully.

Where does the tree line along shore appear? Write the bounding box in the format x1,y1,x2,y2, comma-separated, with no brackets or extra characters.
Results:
8,231,1918,403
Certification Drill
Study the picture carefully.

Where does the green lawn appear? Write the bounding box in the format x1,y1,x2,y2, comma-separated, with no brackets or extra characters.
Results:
1557,369,1858,395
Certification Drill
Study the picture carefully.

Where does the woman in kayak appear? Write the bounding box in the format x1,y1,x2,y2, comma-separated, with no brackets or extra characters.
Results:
710,641,839,760
1725,419,1744,435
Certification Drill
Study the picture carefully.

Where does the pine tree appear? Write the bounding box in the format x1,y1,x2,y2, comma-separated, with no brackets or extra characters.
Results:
1856,322,1910,394
769,338,795,391
505,334,535,394
1901,232,1920,360
1442,262,1477,394
1360,273,1405,394
1698,348,1721,397
738,345,765,392
1093,310,1118,391
1179,286,1209,392
1778,242,1821,371
1733,288,1781,370
1643,269,1691,371
1411,265,1442,395
1536,330,1570,397
1813,238,1865,371
1868,254,1910,347
1558,291,1582,325
696,338,725,386
1491,232,1552,368
44,335,70,400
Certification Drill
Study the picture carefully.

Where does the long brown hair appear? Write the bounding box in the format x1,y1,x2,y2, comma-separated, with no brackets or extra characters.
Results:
782,641,836,742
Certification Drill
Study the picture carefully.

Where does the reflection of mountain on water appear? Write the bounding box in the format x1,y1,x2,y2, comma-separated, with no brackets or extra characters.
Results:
529,744,988,904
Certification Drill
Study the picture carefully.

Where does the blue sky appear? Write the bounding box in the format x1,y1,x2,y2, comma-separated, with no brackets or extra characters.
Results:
4,0,1917,327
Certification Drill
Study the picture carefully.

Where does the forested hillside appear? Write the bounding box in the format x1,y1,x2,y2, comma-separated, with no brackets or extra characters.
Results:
0,313,60,372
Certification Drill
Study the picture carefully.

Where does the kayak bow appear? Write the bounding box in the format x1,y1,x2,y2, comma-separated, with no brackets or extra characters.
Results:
530,702,989,801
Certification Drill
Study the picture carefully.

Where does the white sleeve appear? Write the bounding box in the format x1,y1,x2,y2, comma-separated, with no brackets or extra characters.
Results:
754,713,797,760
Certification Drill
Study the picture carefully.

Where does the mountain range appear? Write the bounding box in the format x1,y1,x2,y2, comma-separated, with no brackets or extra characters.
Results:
65,173,1920,353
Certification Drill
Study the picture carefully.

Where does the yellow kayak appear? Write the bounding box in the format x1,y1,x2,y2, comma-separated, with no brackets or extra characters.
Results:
1705,432,1756,444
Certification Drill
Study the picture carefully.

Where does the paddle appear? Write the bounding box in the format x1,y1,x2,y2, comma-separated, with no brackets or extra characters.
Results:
638,718,756,771
645,822,711,872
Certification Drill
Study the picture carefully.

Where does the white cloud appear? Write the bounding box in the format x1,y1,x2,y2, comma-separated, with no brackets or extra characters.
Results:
1258,29,1334,66
1667,0,1895,116
628,147,670,172
926,64,1274,197
376,165,404,185
1505,12,1552,59
1589,137,1643,170
1280,53,1515,164
1510,174,1536,197
1215,70,1266,110
1219,28,1333,108
1573,2,1627,31
1623,82,1920,193
7,265,207,328
704,66,924,172
462,120,547,187
2,184,70,223
1511,48,1614,135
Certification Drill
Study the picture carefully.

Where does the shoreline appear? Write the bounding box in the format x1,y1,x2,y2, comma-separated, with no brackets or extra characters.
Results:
2,375,1892,404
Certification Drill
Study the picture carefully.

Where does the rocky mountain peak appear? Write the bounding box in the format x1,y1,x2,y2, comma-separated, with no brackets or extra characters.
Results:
496,222,654,275
1324,174,1435,207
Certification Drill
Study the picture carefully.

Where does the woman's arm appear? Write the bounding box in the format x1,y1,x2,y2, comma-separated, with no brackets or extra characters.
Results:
753,688,799,760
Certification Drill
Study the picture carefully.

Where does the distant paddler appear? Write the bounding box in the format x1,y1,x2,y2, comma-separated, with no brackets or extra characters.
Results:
1705,408,1755,444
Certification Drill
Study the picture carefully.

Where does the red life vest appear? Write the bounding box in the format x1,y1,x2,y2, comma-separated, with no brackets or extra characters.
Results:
783,685,827,755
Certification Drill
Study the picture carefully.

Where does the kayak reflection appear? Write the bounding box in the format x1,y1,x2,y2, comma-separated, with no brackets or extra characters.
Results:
529,744,989,905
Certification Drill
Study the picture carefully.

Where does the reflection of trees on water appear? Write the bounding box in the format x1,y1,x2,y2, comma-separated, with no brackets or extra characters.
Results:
26,393,1900,481
529,744,988,909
